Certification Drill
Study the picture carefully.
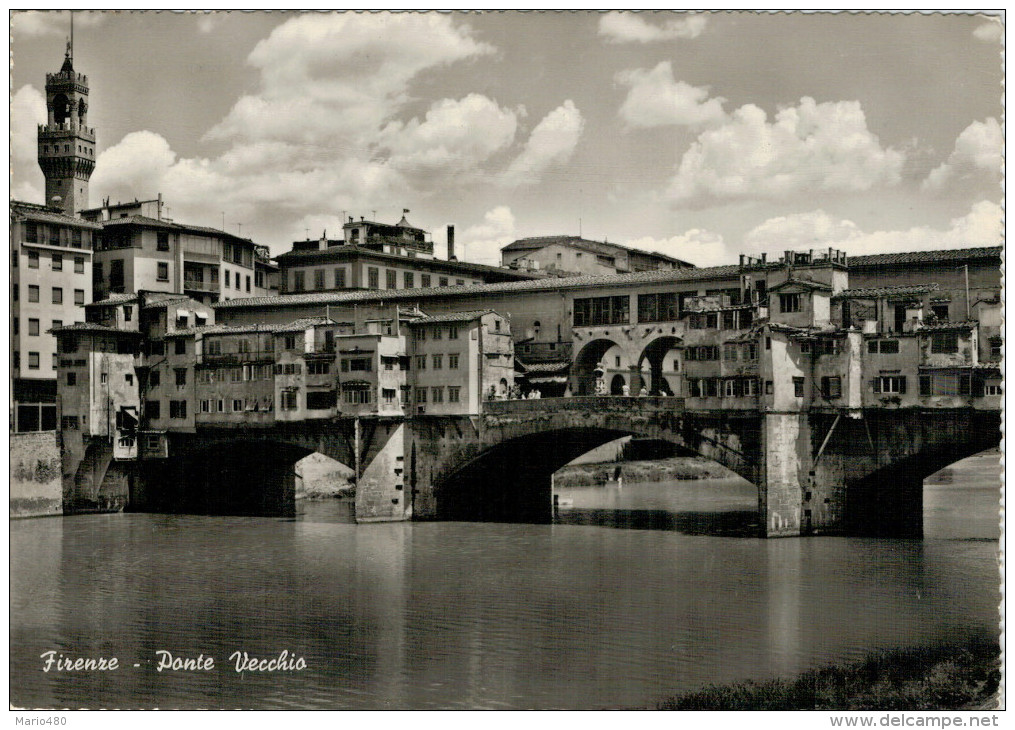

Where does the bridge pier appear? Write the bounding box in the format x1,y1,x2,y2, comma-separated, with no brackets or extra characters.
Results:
759,413,810,537
354,421,409,523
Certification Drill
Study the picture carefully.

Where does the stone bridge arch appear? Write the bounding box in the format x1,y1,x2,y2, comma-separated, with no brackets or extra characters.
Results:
66,440,132,513
407,397,762,524
807,409,1001,537
134,419,409,521
407,400,1000,537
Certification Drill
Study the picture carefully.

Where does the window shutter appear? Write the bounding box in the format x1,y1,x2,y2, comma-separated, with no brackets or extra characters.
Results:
872,378,881,393
898,377,906,394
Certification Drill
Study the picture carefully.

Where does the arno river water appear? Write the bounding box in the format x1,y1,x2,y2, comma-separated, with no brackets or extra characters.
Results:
10,451,1000,710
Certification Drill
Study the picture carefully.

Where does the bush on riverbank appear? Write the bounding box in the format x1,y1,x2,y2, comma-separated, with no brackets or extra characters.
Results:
658,637,1000,710
554,456,731,488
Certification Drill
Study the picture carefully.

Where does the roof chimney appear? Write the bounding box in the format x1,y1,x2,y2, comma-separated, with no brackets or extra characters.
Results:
447,225,456,261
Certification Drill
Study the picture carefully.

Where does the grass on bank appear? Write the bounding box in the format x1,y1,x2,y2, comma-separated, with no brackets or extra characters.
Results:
658,637,1000,710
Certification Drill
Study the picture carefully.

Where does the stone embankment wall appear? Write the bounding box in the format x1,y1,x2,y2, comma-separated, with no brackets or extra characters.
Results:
10,431,62,517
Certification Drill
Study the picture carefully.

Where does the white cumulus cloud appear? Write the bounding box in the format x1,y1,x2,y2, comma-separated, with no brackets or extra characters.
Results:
459,206,517,265
743,210,863,253
501,101,585,187
11,10,104,37
11,85,46,168
196,13,222,34
923,118,1002,191
599,12,707,43
91,131,179,200
741,201,1002,259
624,228,729,268
616,62,726,129
85,14,513,252
207,13,494,147
973,21,1002,42
379,94,519,176
666,97,904,205
12,182,44,205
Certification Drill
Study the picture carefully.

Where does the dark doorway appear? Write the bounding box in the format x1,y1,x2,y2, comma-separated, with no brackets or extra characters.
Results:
894,305,906,333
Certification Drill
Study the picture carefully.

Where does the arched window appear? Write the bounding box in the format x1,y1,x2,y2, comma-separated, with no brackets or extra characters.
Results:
53,94,70,125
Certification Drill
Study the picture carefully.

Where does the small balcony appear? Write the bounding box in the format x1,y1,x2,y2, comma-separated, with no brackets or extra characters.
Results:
184,276,220,294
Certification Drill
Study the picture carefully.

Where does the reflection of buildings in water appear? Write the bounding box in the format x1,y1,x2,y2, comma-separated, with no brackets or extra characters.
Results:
763,538,804,678
11,518,64,708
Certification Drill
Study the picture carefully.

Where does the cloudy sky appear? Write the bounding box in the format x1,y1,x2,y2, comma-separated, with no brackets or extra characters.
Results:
11,10,1003,266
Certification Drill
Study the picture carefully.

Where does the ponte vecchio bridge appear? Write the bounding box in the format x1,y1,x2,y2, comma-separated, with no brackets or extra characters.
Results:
56,246,1001,537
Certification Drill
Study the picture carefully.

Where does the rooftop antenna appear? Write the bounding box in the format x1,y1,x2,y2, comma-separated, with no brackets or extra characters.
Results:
372,210,377,220
67,11,73,62
221,211,225,230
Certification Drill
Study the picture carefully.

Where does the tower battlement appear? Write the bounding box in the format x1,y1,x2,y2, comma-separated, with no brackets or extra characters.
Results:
38,49,94,216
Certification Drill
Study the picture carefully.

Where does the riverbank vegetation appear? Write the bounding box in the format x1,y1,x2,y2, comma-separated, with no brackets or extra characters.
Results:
554,456,731,488
658,636,1000,710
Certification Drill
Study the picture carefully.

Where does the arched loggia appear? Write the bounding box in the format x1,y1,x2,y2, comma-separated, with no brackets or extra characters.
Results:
637,336,682,396
572,338,622,395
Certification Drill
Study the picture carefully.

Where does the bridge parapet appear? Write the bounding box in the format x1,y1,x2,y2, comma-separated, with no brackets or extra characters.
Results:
483,396,685,415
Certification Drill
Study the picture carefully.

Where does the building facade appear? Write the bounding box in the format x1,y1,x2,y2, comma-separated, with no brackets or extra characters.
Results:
408,311,514,415
277,217,534,295
82,198,279,305
502,235,695,277
11,201,100,431
213,245,1001,414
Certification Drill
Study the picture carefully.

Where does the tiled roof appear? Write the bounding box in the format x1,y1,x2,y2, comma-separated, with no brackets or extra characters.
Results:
88,292,196,309
502,234,695,267
11,201,104,229
408,310,494,324
99,215,256,244
271,316,335,332
768,277,833,292
49,322,141,335
849,246,1002,267
142,295,198,310
834,283,939,299
164,324,244,338
167,316,335,337
86,293,139,307
275,244,536,280
516,360,571,373
213,263,744,310
101,214,179,229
